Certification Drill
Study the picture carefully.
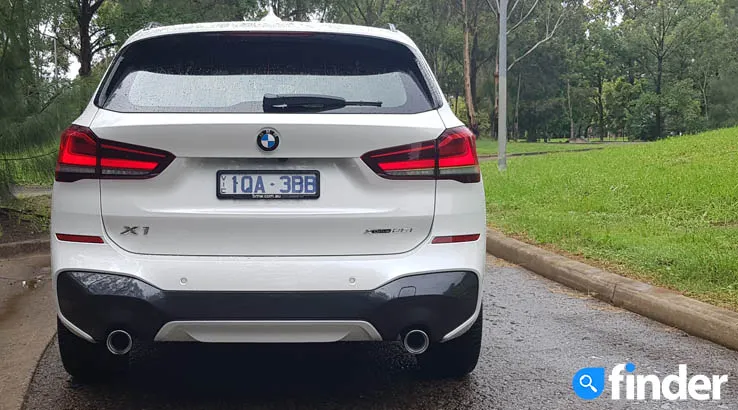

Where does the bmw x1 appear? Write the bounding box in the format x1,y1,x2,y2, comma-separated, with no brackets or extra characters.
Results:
52,16,486,381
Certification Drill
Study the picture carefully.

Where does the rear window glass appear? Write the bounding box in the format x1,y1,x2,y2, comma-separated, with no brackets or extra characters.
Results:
98,33,435,114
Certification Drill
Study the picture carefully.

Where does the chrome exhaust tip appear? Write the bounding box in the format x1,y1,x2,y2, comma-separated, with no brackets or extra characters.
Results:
106,330,132,355
402,329,430,355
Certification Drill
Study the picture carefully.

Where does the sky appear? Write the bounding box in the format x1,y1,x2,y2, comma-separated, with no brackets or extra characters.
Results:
67,61,80,80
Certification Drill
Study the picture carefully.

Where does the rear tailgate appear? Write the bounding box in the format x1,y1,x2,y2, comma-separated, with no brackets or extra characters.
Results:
93,32,444,257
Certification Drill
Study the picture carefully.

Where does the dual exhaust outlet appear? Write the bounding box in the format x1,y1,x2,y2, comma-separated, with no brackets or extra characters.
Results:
106,330,132,355
402,329,430,355
105,328,429,356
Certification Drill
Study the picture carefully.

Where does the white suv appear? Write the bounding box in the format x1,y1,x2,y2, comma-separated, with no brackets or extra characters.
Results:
51,18,486,382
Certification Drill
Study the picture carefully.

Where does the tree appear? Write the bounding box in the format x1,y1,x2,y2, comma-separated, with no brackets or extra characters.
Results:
386,0,465,99
101,0,261,45
49,0,117,77
462,0,480,135
333,0,391,25
485,0,568,167
559,4,618,140
684,12,727,123
603,77,640,138
618,0,717,139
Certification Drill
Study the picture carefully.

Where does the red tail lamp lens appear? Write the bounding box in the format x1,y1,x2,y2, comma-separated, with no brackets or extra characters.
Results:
55,125,174,182
361,126,480,183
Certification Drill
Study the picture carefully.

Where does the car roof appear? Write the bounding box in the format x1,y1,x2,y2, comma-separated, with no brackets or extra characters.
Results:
123,20,418,50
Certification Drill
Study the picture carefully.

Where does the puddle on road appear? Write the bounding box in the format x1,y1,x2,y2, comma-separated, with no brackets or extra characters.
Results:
0,266,50,322
21,275,46,290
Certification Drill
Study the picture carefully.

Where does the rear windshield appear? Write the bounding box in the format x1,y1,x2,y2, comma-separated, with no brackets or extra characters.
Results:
97,32,436,114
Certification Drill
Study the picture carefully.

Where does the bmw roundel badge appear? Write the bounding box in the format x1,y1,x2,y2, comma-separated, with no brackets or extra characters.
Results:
257,129,280,152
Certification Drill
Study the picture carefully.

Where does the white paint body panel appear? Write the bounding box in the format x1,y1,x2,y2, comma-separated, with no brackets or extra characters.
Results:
50,232,485,292
92,110,444,256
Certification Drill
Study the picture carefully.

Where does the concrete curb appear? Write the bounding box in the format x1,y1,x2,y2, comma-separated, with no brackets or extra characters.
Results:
486,231,738,351
0,239,50,259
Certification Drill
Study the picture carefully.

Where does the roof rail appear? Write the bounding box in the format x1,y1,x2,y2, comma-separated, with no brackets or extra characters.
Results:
142,22,163,30
387,23,397,32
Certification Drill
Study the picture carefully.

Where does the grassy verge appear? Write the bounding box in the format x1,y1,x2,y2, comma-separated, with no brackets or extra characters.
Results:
482,128,738,310
1,142,57,186
0,195,51,243
475,140,603,156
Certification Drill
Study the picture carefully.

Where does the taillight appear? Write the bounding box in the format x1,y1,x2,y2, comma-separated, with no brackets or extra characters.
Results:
361,126,480,183
55,125,174,182
437,127,480,182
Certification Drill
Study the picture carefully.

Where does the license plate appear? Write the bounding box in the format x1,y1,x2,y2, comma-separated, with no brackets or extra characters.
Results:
217,170,320,199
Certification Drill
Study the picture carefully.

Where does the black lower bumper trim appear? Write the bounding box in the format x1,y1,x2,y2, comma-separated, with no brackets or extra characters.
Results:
57,270,479,343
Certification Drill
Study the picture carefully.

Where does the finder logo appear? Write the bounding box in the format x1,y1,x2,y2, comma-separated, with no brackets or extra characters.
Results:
573,363,729,401
572,367,606,400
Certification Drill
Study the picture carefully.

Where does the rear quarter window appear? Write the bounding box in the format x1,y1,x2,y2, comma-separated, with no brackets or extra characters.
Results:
98,32,437,114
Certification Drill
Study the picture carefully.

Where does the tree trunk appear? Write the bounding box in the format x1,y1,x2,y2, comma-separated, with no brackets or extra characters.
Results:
461,0,478,135
76,0,94,77
493,36,499,140
701,73,709,122
567,79,574,140
703,89,709,122
470,32,479,106
596,78,605,141
78,16,92,77
514,73,521,141
489,93,494,139
17,0,37,110
655,55,663,140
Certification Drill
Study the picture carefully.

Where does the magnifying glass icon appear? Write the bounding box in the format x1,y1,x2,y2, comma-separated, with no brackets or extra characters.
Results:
579,374,598,393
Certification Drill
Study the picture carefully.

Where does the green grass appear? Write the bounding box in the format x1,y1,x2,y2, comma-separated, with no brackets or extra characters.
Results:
482,128,738,309
1,142,57,186
475,140,600,156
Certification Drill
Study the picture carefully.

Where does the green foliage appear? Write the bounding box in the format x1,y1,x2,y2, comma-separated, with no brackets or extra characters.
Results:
603,77,641,138
626,90,659,140
0,74,101,190
101,0,262,42
482,128,738,308
708,64,738,127
663,80,704,135
615,0,721,139
0,0,81,194
0,0,45,120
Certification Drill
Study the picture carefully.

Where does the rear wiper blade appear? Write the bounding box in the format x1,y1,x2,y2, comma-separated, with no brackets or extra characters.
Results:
263,94,382,113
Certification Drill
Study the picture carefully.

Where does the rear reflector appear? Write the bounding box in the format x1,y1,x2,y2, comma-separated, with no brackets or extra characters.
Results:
431,234,481,244
55,125,174,182
361,126,480,183
56,234,105,244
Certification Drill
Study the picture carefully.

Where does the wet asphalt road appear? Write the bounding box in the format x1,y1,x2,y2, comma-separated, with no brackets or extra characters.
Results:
23,257,738,409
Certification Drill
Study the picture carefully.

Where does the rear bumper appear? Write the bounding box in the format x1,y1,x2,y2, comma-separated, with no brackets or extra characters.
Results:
57,270,479,344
